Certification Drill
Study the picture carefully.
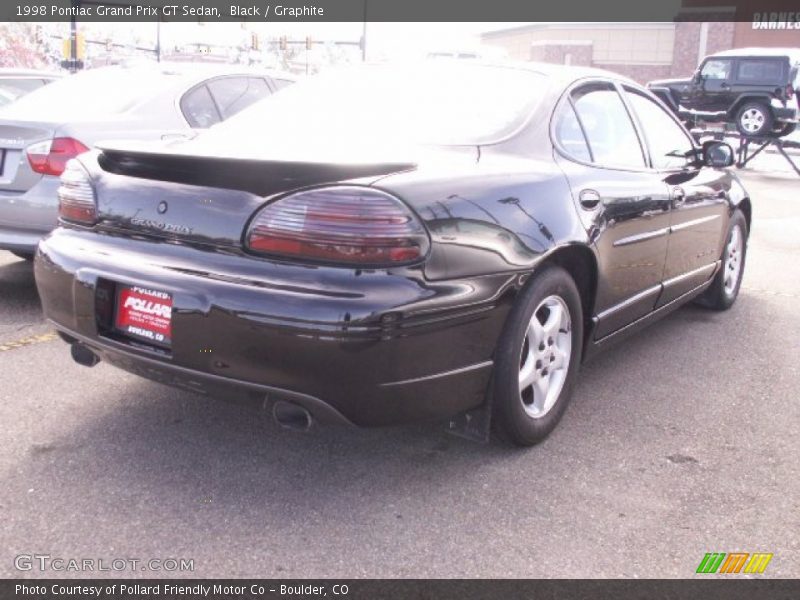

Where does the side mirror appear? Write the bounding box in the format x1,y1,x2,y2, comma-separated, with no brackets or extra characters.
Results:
693,71,704,84
703,141,734,168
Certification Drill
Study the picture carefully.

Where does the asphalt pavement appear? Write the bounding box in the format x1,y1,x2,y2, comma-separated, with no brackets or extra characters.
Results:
1,163,798,578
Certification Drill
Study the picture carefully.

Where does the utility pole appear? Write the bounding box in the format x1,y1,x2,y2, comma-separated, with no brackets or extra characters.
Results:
361,0,367,61
70,0,79,72
156,19,161,62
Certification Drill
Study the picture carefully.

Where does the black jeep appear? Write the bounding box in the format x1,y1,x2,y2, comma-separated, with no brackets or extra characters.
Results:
648,47,799,138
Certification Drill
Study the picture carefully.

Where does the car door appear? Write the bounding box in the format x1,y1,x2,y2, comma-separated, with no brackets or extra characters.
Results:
623,87,731,306
553,81,672,340
693,58,735,112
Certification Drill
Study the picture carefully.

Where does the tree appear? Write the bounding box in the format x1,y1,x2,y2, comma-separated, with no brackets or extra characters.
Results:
0,23,59,69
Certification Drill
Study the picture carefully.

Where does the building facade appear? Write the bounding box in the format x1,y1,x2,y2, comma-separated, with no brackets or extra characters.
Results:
481,21,798,84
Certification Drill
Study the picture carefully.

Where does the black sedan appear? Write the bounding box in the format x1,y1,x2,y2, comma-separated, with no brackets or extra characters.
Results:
34,62,750,446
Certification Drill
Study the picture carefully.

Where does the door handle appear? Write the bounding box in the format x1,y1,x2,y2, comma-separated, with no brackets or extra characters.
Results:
720,82,730,89
671,186,686,205
578,189,601,210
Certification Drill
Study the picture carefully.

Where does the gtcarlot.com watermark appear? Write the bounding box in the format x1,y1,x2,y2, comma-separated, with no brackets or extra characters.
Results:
14,553,194,573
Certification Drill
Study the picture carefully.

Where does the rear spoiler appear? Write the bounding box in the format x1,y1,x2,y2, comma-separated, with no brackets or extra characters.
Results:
96,144,416,197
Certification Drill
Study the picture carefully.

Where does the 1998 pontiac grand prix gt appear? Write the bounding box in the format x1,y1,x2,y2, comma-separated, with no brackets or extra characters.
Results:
34,62,750,446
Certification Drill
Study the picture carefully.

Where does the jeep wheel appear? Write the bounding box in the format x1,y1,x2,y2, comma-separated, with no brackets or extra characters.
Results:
736,102,773,137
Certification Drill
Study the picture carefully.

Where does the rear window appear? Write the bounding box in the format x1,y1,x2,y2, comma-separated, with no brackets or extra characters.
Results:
200,63,548,147
736,59,783,83
3,67,176,119
0,77,49,97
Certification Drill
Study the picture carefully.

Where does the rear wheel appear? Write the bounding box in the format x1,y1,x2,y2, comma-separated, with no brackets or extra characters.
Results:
695,210,748,311
736,102,773,137
493,266,583,446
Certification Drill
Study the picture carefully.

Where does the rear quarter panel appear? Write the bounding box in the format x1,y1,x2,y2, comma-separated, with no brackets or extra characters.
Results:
376,155,589,281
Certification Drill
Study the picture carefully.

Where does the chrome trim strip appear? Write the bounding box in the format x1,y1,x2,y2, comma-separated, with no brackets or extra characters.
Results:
381,360,494,387
592,274,717,345
613,227,670,247
595,284,662,321
662,261,719,288
669,214,720,233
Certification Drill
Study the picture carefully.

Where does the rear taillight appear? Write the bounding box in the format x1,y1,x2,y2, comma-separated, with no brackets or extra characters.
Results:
26,137,89,177
246,186,429,266
58,159,97,225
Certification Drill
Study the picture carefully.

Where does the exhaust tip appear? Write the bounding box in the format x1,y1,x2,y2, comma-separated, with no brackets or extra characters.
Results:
70,343,100,367
273,400,313,432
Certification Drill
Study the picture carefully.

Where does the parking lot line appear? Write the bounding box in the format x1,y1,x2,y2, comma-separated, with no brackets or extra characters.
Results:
0,331,58,352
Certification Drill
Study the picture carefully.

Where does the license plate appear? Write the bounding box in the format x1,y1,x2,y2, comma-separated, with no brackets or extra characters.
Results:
114,285,173,347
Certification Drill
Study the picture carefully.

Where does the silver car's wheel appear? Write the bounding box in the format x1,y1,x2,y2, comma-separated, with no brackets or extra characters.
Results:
518,295,572,419
723,224,743,296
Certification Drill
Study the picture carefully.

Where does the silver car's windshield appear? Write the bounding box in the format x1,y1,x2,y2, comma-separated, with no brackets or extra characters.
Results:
1,67,177,119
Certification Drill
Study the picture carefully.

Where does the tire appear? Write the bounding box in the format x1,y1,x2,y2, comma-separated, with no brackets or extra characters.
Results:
10,251,34,261
735,102,773,137
493,265,583,446
774,122,797,137
695,210,748,311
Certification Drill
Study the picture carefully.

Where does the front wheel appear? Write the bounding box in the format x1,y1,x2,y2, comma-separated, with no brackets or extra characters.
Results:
492,266,583,446
695,210,748,311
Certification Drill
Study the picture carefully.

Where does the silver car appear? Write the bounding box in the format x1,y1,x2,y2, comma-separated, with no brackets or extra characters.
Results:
0,68,62,105
0,62,293,258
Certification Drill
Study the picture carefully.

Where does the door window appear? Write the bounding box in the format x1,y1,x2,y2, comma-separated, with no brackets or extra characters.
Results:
625,90,695,170
700,59,732,80
180,84,221,128
570,83,646,169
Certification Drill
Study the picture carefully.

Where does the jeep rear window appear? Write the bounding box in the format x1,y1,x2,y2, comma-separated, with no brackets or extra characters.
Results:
737,60,783,83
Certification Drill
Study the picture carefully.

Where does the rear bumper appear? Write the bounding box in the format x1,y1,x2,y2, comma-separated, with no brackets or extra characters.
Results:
773,106,799,123
35,228,516,426
0,176,60,253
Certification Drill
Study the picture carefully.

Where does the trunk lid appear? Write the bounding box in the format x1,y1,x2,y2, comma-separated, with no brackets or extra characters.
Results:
86,142,420,248
0,119,57,192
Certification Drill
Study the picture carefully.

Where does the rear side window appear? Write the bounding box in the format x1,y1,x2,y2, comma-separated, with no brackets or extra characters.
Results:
180,84,221,128
570,83,645,169
206,77,271,120
554,103,591,162
736,59,783,83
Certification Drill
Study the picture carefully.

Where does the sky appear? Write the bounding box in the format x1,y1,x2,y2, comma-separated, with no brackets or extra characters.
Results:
54,21,527,60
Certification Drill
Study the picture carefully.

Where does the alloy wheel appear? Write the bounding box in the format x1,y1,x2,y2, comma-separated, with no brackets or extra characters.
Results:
518,295,572,419
723,224,743,295
740,108,765,134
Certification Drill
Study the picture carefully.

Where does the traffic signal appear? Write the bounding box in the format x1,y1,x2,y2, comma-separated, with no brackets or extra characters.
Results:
305,36,312,50
279,36,287,51
251,32,259,51
61,33,86,60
